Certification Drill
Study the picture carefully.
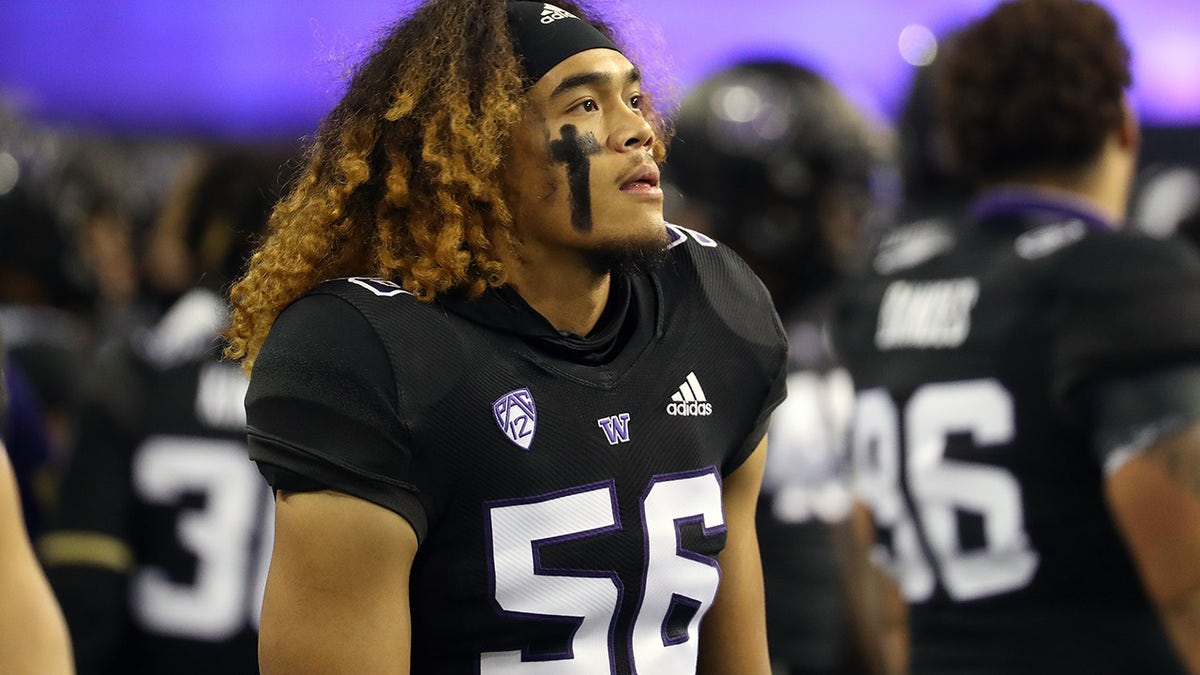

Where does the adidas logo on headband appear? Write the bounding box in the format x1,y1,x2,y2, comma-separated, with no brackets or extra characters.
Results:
540,4,577,24
507,1,621,85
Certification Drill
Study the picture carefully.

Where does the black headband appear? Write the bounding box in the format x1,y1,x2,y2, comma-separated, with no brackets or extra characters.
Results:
506,1,622,86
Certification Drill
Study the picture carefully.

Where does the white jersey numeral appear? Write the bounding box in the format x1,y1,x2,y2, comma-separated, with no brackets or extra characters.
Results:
482,484,621,674
851,379,1039,602
132,436,274,639
482,470,725,674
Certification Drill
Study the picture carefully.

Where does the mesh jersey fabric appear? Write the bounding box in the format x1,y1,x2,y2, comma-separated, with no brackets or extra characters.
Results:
245,225,788,674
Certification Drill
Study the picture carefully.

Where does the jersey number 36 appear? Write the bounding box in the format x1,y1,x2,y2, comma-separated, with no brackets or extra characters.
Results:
851,378,1040,602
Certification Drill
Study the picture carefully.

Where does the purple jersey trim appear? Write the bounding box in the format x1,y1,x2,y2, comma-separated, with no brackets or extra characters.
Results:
971,188,1119,232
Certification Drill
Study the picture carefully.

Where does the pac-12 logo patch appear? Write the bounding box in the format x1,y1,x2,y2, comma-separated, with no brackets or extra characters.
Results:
493,388,537,450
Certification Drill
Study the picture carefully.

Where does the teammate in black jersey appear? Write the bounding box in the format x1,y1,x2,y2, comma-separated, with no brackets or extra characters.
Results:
41,150,287,674
667,59,893,674
832,1,1200,673
223,2,786,673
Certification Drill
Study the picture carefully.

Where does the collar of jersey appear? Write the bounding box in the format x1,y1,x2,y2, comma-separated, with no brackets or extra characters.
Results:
970,186,1120,232
439,271,638,366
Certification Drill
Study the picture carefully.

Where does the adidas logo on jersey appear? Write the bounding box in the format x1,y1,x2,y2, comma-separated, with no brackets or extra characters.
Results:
540,3,577,23
667,372,713,416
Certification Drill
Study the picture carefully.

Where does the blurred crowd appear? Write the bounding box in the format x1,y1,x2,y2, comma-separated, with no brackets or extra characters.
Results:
0,2,1198,674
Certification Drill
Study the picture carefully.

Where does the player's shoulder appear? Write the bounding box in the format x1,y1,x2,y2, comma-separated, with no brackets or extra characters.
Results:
306,276,424,308
869,216,959,277
268,276,453,360
132,287,227,369
1055,228,1200,286
1048,229,1200,387
662,223,774,306
291,276,453,333
657,220,787,355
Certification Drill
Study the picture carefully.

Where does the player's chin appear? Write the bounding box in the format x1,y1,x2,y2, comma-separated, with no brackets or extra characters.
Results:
624,213,670,253
624,206,668,242
583,226,669,276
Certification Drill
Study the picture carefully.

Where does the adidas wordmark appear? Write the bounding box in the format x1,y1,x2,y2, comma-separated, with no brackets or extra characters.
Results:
667,372,713,416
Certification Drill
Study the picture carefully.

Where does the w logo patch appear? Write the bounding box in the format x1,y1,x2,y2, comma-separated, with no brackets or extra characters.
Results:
494,388,537,450
597,413,631,445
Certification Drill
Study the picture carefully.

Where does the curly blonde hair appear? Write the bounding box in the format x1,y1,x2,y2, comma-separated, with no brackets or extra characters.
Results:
225,0,670,373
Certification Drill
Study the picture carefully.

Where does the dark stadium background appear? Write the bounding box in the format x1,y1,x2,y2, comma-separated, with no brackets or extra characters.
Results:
0,0,1196,240
0,0,1196,137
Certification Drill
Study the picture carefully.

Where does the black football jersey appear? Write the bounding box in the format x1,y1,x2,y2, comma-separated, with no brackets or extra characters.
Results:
832,191,1200,674
45,289,271,675
756,303,859,673
245,224,788,674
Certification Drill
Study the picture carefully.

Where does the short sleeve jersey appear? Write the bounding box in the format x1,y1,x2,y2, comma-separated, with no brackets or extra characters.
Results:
46,288,270,675
245,224,788,675
832,191,1200,674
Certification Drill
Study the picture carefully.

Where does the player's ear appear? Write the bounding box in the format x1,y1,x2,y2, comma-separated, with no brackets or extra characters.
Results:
1117,95,1139,154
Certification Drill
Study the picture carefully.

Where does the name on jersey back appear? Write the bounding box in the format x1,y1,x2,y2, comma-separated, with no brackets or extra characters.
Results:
875,277,979,350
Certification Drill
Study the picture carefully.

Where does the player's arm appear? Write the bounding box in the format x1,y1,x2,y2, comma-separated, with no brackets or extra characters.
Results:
839,501,909,675
1093,367,1200,674
0,446,74,675
1106,424,1200,674
259,488,418,675
697,435,770,675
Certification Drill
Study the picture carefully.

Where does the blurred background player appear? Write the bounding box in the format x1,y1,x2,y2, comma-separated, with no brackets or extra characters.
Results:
0,330,74,674
833,0,1200,672
869,38,973,285
39,148,291,674
0,180,94,468
666,58,895,675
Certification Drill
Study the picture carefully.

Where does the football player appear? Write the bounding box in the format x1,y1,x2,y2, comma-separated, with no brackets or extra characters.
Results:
40,149,289,674
666,59,894,675
833,1,1200,672
223,2,787,673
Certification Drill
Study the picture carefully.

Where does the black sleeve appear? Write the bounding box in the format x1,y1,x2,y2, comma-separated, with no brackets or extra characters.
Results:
1085,364,1200,473
726,351,788,475
245,293,428,540
680,233,789,475
1052,233,1200,404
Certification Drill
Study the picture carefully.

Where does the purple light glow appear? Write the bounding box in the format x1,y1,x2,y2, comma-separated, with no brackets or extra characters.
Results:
0,0,1195,138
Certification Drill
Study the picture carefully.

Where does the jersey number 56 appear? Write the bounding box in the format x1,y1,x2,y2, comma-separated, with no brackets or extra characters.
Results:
483,468,723,674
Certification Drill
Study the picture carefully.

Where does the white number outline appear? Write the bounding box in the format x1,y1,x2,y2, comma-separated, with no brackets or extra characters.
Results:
482,481,624,674
630,467,725,675
482,469,726,674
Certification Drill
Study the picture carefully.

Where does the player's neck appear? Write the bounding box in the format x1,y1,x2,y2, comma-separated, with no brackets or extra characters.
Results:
1002,136,1134,227
501,248,611,337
